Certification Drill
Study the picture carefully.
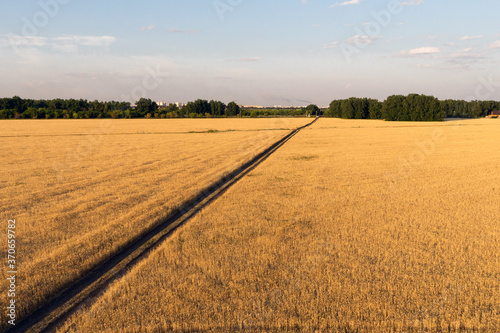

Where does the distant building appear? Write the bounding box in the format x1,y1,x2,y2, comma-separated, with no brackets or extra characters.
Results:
490,111,500,118
157,102,185,108
243,105,264,109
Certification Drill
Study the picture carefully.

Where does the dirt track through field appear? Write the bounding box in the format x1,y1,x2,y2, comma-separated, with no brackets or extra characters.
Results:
9,117,318,333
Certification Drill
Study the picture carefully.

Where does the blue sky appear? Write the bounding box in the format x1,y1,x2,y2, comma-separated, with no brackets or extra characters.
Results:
1,0,500,106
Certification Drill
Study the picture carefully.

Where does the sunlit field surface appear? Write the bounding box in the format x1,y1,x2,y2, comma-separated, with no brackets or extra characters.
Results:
0,118,311,328
59,118,500,332
2,118,304,136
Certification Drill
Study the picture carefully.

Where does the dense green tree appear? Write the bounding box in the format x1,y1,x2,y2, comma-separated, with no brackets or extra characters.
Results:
226,101,240,116
380,94,443,121
24,107,39,119
185,99,210,115
305,104,320,116
382,95,405,121
135,98,158,117
341,98,355,119
327,95,450,121
164,103,179,114
5,96,25,114
210,100,226,116
480,100,500,117
326,100,342,118
440,100,452,118
369,99,382,119
354,98,369,119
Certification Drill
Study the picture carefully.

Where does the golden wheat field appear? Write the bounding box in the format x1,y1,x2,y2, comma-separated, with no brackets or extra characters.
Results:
0,118,311,330
56,118,500,332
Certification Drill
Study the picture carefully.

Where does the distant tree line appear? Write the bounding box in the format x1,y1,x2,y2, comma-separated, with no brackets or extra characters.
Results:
327,98,382,120
0,97,243,119
181,100,241,118
243,104,323,118
0,96,325,119
2,95,499,120
0,97,133,119
326,94,500,121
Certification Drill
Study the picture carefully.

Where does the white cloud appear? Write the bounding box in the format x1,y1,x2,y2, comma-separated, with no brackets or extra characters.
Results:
52,43,79,53
329,0,359,8
48,36,116,53
490,41,500,49
440,49,485,70
241,57,261,62
140,25,156,31
0,34,116,52
323,41,339,49
400,0,423,6
399,45,484,70
231,57,261,62
166,28,199,34
445,48,482,60
397,46,440,57
386,36,404,43
0,34,47,48
461,35,483,41
347,35,380,45
408,47,441,55
52,36,116,47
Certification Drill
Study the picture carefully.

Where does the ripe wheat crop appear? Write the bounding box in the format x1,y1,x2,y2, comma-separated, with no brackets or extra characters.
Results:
0,118,310,330
58,118,500,332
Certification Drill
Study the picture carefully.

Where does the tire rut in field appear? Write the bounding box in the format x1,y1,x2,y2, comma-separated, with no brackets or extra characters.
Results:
9,117,318,333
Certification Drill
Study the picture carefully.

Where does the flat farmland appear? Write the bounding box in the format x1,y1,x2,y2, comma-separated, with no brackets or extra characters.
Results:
0,118,311,329
58,118,500,332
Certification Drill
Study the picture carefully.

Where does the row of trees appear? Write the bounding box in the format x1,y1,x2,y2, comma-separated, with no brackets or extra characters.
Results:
132,100,323,118
0,97,243,119
244,104,323,118
182,99,240,117
326,94,500,121
440,99,500,118
2,95,499,120
0,96,322,119
382,95,442,121
0,97,133,119
327,98,382,120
